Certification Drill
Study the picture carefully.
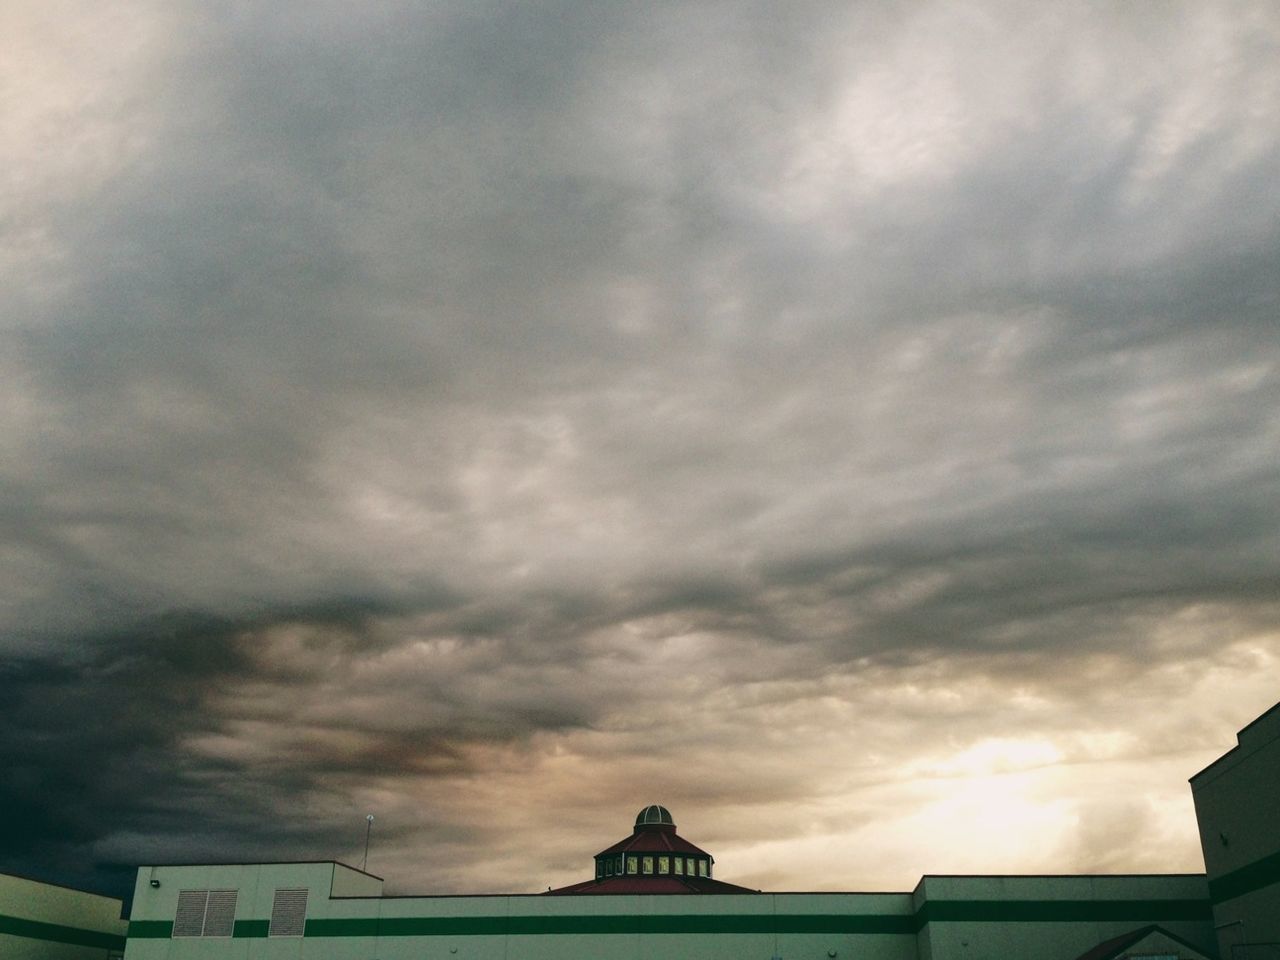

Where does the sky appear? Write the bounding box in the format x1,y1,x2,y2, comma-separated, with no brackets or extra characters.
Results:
3,0,1279,902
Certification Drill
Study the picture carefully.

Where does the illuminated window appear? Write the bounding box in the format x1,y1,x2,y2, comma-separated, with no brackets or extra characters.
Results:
698,860,708,877
627,856,638,875
642,857,654,874
673,857,683,875
658,856,670,874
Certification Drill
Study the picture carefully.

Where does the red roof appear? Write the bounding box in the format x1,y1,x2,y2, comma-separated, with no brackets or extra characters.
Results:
547,875,758,895
547,805,754,896
595,828,710,858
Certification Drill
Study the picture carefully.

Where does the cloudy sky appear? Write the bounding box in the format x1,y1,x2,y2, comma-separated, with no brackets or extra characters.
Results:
4,0,1279,901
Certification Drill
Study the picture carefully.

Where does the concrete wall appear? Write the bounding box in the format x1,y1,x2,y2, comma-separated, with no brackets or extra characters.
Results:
912,874,1215,960
1191,700,1280,958
0,871,127,960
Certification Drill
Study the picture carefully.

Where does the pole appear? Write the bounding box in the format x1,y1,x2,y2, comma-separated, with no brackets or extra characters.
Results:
362,814,375,871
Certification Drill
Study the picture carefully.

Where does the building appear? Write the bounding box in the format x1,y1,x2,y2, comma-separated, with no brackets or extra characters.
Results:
120,854,1217,960
1190,700,1280,959
120,810,1216,960
546,803,756,894
118,699,1278,960
0,871,127,960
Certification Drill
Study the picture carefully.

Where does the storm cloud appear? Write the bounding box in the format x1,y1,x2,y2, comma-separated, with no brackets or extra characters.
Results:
3,0,1279,899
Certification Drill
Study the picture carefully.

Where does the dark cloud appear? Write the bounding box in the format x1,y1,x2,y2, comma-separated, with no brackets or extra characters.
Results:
3,0,1279,899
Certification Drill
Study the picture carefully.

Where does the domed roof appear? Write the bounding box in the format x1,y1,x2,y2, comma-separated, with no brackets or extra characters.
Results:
635,804,674,827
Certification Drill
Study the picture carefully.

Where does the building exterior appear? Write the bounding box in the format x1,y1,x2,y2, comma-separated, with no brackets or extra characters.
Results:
0,871,127,960
117,698,1278,960
910,874,1212,960
119,858,1217,960
1190,701,1280,959
120,818,1216,960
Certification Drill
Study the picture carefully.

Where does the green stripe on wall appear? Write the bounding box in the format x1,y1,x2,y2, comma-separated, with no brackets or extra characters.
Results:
0,913,127,950
1209,848,1280,904
299,901,1208,939
234,918,270,938
915,899,1212,925
135,897,1213,941
130,917,271,938
306,914,916,938
126,919,173,939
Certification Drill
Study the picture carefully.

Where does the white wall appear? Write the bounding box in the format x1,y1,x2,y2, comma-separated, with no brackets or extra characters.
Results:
913,874,1215,960
125,864,919,960
0,872,126,960
123,862,1223,960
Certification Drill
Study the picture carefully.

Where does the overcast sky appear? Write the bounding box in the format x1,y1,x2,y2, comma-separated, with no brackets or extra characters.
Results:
4,0,1279,901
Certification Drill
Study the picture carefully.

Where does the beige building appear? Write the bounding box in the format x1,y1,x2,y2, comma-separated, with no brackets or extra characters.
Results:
1191,701,1280,959
0,871,127,960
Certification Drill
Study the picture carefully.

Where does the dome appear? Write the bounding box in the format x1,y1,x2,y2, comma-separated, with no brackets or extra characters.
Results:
635,804,675,827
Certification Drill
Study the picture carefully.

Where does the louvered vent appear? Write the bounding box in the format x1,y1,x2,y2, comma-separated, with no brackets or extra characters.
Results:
173,888,237,937
269,887,309,937
202,889,238,937
173,890,207,937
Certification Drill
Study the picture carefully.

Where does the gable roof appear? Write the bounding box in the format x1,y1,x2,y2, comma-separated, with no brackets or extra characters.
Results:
1071,924,1214,960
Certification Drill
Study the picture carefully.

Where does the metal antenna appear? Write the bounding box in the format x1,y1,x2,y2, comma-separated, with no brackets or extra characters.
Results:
362,814,375,871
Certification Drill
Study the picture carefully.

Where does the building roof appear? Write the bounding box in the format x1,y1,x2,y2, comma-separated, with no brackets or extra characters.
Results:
1071,924,1212,960
546,804,752,895
593,803,712,858
595,828,710,857
547,875,758,895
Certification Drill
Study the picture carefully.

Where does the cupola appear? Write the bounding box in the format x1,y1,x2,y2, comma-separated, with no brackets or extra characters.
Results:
545,805,757,895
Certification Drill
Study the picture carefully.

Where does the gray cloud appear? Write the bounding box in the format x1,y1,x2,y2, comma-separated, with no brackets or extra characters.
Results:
3,0,1279,899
